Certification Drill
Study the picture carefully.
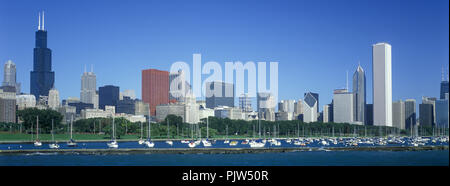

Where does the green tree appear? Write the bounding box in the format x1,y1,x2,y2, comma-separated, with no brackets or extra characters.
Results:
16,108,63,133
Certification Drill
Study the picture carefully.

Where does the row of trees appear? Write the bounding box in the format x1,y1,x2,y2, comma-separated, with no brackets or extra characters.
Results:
9,108,448,139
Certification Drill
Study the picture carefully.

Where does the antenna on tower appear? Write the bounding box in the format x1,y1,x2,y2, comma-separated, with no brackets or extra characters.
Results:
84,64,87,73
38,12,41,30
346,70,349,90
91,64,93,72
42,11,45,30
442,66,445,82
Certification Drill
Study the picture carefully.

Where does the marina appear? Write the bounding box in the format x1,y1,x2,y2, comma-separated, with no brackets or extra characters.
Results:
0,136,448,153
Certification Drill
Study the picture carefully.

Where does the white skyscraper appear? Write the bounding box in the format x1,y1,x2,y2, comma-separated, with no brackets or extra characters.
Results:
333,89,354,123
372,43,392,127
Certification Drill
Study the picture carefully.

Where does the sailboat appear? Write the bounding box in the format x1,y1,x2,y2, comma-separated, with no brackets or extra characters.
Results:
49,119,59,149
33,116,42,147
202,117,212,147
67,115,77,147
144,117,154,148
107,117,118,148
138,122,145,145
249,118,265,148
224,125,230,144
165,119,173,146
188,123,196,148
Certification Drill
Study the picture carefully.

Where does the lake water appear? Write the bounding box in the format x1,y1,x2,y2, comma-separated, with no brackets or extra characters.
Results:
0,150,448,166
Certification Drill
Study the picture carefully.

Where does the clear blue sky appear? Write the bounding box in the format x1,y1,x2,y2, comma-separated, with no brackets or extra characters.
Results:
0,0,448,112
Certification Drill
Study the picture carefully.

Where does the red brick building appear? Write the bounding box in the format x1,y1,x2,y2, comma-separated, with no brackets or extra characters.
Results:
142,69,169,116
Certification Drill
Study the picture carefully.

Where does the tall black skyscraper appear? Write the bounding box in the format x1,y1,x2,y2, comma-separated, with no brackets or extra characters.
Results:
99,85,120,109
30,11,54,100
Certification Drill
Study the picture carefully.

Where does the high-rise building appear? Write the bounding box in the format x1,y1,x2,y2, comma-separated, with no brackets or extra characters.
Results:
372,42,392,126
205,81,234,109
353,64,366,124
257,92,275,121
365,104,373,126
134,99,150,116
142,69,169,116
303,92,318,123
116,96,136,115
419,103,434,126
422,96,437,125
323,104,333,123
169,70,191,102
294,99,303,117
304,92,319,114
435,99,449,128
239,93,252,112
80,67,97,107
0,89,16,123
392,100,405,130
30,12,55,100
278,100,295,113
99,85,119,110
2,60,21,94
333,89,354,123
120,89,136,100
440,68,449,100
48,88,60,110
404,99,416,129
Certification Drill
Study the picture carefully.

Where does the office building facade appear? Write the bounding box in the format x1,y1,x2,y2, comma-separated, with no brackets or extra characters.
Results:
142,69,169,116
372,43,392,126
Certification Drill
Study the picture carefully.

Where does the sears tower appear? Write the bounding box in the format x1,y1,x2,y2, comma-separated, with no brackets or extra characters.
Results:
30,11,54,100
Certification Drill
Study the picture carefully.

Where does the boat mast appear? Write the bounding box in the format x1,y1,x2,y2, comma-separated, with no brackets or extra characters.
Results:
51,119,54,142
167,118,170,140
112,117,115,140
70,115,73,140
206,117,209,140
36,115,39,141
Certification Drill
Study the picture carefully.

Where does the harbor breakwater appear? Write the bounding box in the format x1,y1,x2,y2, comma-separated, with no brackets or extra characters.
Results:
0,145,448,155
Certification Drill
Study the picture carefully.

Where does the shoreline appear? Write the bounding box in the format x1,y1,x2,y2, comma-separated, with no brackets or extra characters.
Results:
0,145,448,155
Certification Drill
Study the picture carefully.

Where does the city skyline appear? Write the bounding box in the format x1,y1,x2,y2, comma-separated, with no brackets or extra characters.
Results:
0,0,449,113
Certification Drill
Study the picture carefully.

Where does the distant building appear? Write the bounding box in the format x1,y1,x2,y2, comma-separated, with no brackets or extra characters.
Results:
156,94,199,124
2,60,21,94
80,68,97,107
199,107,215,120
68,102,94,115
205,81,234,109
392,100,405,130
276,111,293,121
116,96,136,115
239,93,252,112
142,69,169,116
169,70,191,102
303,92,318,123
372,42,392,127
99,85,119,110
48,88,60,110
440,76,449,100
304,92,319,114
120,89,136,100
0,89,16,123
16,94,36,110
134,100,150,116
422,96,437,125
57,105,76,124
419,103,434,126
333,89,354,124
435,99,449,128
257,92,275,121
214,106,243,120
353,64,366,124
323,104,333,123
294,99,303,119
365,104,373,126
404,99,416,129
81,108,112,119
